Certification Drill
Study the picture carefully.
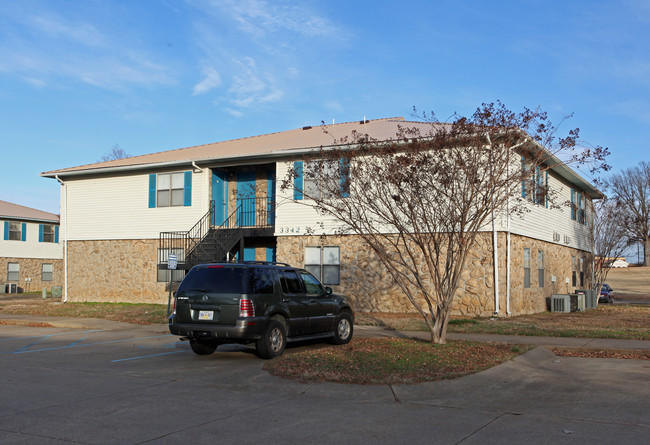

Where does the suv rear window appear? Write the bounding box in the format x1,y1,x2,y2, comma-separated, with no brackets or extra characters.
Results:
177,266,245,294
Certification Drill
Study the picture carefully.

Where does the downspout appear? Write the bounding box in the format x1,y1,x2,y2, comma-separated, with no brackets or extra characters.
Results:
191,161,203,172
55,175,68,303
492,211,500,315
506,210,512,315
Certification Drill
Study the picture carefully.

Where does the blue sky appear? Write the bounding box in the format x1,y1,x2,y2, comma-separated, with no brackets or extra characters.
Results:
1,0,649,214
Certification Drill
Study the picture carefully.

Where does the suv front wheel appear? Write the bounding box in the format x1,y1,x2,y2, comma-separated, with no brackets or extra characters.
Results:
256,319,286,359
331,312,353,345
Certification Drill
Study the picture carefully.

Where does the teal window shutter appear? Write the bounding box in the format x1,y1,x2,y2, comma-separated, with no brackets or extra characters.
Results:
3,221,8,240
339,157,350,198
39,224,44,242
184,171,192,206
148,174,156,208
293,161,303,200
21,223,26,241
55,226,60,243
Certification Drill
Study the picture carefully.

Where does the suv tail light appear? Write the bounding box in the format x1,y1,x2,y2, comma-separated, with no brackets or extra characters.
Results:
239,298,255,317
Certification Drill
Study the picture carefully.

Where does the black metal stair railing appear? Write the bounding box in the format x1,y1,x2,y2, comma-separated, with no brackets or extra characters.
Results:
159,197,275,269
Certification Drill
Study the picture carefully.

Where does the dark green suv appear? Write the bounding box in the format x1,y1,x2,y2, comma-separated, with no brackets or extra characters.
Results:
169,262,354,359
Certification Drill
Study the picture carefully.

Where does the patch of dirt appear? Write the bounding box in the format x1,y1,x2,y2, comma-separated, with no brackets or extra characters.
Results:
552,348,650,360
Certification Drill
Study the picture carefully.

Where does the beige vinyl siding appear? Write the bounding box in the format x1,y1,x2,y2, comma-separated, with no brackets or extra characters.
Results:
277,161,592,253
0,221,63,259
274,161,349,236
507,171,591,251
63,170,207,241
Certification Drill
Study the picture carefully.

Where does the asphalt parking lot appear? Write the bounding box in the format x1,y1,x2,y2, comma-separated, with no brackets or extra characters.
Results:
1,323,649,444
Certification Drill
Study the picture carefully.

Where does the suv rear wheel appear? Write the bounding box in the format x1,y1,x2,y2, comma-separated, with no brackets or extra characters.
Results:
256,319,286,359
330,312,353,345
189,340,217,355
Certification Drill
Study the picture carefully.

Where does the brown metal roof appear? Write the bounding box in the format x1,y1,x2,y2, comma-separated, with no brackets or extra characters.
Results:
41,117,439,177
0,200,59,223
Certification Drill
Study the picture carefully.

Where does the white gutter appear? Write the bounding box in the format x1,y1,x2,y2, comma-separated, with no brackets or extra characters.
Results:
191,161,203,172
492,211,500,315
55,175,68,303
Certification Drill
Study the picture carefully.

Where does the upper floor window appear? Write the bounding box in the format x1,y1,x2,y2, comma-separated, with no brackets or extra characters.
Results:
148,171,192,208
3,222,25,241
293,158,350,201
39,224,59,243
521,159,548,207
158,172,185,207
9,222,21,240
571,189,586,225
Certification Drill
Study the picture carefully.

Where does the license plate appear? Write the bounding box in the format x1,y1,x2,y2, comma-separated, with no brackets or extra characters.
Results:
198,311,213,320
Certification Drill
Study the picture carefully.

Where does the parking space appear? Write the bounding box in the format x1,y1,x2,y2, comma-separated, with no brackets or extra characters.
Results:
1,325,181,362
1,323,649,444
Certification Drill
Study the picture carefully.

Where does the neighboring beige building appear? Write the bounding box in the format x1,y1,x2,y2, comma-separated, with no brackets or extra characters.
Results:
0,200,63,294
41,118,600,315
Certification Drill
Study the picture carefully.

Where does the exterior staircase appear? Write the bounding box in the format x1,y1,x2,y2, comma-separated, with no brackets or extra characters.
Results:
158,198,274,273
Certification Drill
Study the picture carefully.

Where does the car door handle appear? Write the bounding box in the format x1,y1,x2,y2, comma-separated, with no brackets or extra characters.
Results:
282,299,291,303
309,298,318,302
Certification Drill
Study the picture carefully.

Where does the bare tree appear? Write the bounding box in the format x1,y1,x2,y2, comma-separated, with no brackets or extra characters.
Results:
608,161,650,266
282,102,608,344
100,144,131,162
589,199,629,301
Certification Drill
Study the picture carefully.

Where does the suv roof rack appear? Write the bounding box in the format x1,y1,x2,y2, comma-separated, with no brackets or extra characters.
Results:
238,260,292,267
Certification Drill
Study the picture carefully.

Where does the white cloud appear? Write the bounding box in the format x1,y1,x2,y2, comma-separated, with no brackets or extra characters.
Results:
0,6,176,91
227,57,283,108
193,66,222,95
206,0,345,40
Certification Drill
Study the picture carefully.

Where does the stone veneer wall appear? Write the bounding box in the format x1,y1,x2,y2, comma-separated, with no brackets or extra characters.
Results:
277,232,593,317
67,239,167,303
0,257,64,293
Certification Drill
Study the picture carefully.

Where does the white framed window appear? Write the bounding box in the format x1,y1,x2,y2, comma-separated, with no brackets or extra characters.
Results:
579,257,585,287
294,158,350,201
537,251,544,288
523,248,531,288
9,222,22,241
305,246,340,285
41,224,55,243
7,262,19,281
304,160,338,200
157,172,185,207
42,263,53,282
572,255,577,287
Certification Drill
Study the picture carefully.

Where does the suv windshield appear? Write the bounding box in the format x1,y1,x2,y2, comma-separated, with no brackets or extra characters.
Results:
178,266,245,294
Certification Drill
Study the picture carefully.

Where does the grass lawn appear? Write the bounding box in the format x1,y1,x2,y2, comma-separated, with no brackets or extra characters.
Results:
0,294,168,325
356,304,650,340
264,338,532,384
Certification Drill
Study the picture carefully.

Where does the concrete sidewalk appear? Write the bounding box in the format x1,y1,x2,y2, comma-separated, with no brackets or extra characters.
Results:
2,313,649,352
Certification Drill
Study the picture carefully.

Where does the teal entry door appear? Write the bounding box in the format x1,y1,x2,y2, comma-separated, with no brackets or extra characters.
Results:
211,170,228,226
237,171,256,226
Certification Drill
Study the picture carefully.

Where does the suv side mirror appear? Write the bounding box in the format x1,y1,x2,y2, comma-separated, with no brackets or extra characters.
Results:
324,286,333,295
